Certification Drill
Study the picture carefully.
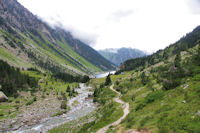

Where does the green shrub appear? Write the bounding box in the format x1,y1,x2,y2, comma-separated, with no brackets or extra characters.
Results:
8,99,12,103
131,95,135,101
145,90,164,104
26,100,34,105
60,101,67,109
53,110,68,116
115,81,120,85
136,91,164,111
193,74,200,81
136,102,146,111
139,116,152,127
15,100,20,103
15,105,19,111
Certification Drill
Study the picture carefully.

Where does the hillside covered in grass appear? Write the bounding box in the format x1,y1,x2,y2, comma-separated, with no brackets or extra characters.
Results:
119,26,200,72
111,44,200,132
61,26,200,133
0,0,116,76
0,59,83,131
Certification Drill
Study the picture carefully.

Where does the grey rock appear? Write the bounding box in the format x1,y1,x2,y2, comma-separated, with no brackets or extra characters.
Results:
182,100,186,103
196,111,200,117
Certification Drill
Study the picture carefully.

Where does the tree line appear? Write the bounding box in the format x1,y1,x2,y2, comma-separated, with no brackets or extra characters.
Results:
119,25,200,72
0,60,38,96
53,72,90,83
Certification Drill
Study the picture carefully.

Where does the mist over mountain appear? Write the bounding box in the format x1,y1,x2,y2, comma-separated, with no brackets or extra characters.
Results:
0,0,116,75
0,0,200,132
98,47,146,66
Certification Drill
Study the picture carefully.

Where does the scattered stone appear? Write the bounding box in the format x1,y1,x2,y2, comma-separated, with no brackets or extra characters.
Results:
0,91,8,102
182,100,186,103
39,79,45,83
18,114,23,117
183,84,188,90
196,111,200,117
11,120,16,124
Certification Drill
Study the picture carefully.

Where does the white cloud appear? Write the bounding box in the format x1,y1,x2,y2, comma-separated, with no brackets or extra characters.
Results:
18,0,200,52
186,0,200,14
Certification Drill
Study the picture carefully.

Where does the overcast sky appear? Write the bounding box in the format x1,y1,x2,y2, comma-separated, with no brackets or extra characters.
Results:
18,0,200,53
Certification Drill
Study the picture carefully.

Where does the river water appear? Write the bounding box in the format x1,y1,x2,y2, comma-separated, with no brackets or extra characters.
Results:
94,71,116,78
13,84,96,133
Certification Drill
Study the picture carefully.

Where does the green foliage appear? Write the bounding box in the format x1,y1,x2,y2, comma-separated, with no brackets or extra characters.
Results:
53,72,90,83
144,90,164,104
26,98,35,106
105,74,112,86
174,53,181,68
193,74,200,81
156,52,188,90
119,26,200,72
53,110,68,117
77,85,122,133
78,102,123,133
157,108,200,133
61,92,67,100
60,101,67,109
0,59,38,96
93,86,116,104
141,72,148,85
66,85,71,93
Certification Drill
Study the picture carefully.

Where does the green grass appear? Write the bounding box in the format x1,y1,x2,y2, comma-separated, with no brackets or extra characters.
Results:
111,68,200,133
0,103,15,119
78,101,123,133
26,31,100,73
0,47,31,68
56,39,101,72
49,111,96,133
22,70,79,94
0,26,102,75
49,82,124,133
0,69,78,120
72,100,79,106
76,84,123,133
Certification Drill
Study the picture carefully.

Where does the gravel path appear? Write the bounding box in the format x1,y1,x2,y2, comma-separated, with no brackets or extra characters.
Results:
96,84,135,133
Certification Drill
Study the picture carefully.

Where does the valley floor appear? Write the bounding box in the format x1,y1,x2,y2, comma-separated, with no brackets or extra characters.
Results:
97,84,131,133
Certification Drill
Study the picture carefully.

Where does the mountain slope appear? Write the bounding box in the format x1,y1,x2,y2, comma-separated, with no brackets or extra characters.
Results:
72,26,200,133
0,0,116,75
119,26,200,72
98,48,146,66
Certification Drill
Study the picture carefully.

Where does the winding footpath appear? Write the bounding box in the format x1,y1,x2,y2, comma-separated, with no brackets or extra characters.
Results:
97,84,130,133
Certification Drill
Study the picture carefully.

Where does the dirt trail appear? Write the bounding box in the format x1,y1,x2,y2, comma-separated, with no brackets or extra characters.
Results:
96,84,137,133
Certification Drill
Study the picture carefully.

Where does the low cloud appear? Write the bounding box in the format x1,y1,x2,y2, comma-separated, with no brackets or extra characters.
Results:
108,10,134,21
67,27,99,47
186,0,200,14
18,0,200,52
38,15,99,47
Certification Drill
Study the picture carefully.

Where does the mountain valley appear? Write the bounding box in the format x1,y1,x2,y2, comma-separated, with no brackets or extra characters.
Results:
0,0,200,133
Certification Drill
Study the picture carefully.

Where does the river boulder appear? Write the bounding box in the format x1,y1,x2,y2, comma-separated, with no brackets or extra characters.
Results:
0,91,8,102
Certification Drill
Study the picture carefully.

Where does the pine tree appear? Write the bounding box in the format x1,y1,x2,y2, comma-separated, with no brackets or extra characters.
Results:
105,74,111,86
141,72,147,85
174,53,181,68
66,85,70,93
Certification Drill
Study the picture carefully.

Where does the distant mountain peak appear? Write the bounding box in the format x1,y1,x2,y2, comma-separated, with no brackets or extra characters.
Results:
98,47,146,66
101,48,118,53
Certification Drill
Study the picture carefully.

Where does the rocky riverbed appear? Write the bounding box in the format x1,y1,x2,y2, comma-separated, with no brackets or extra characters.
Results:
0,83,96,133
